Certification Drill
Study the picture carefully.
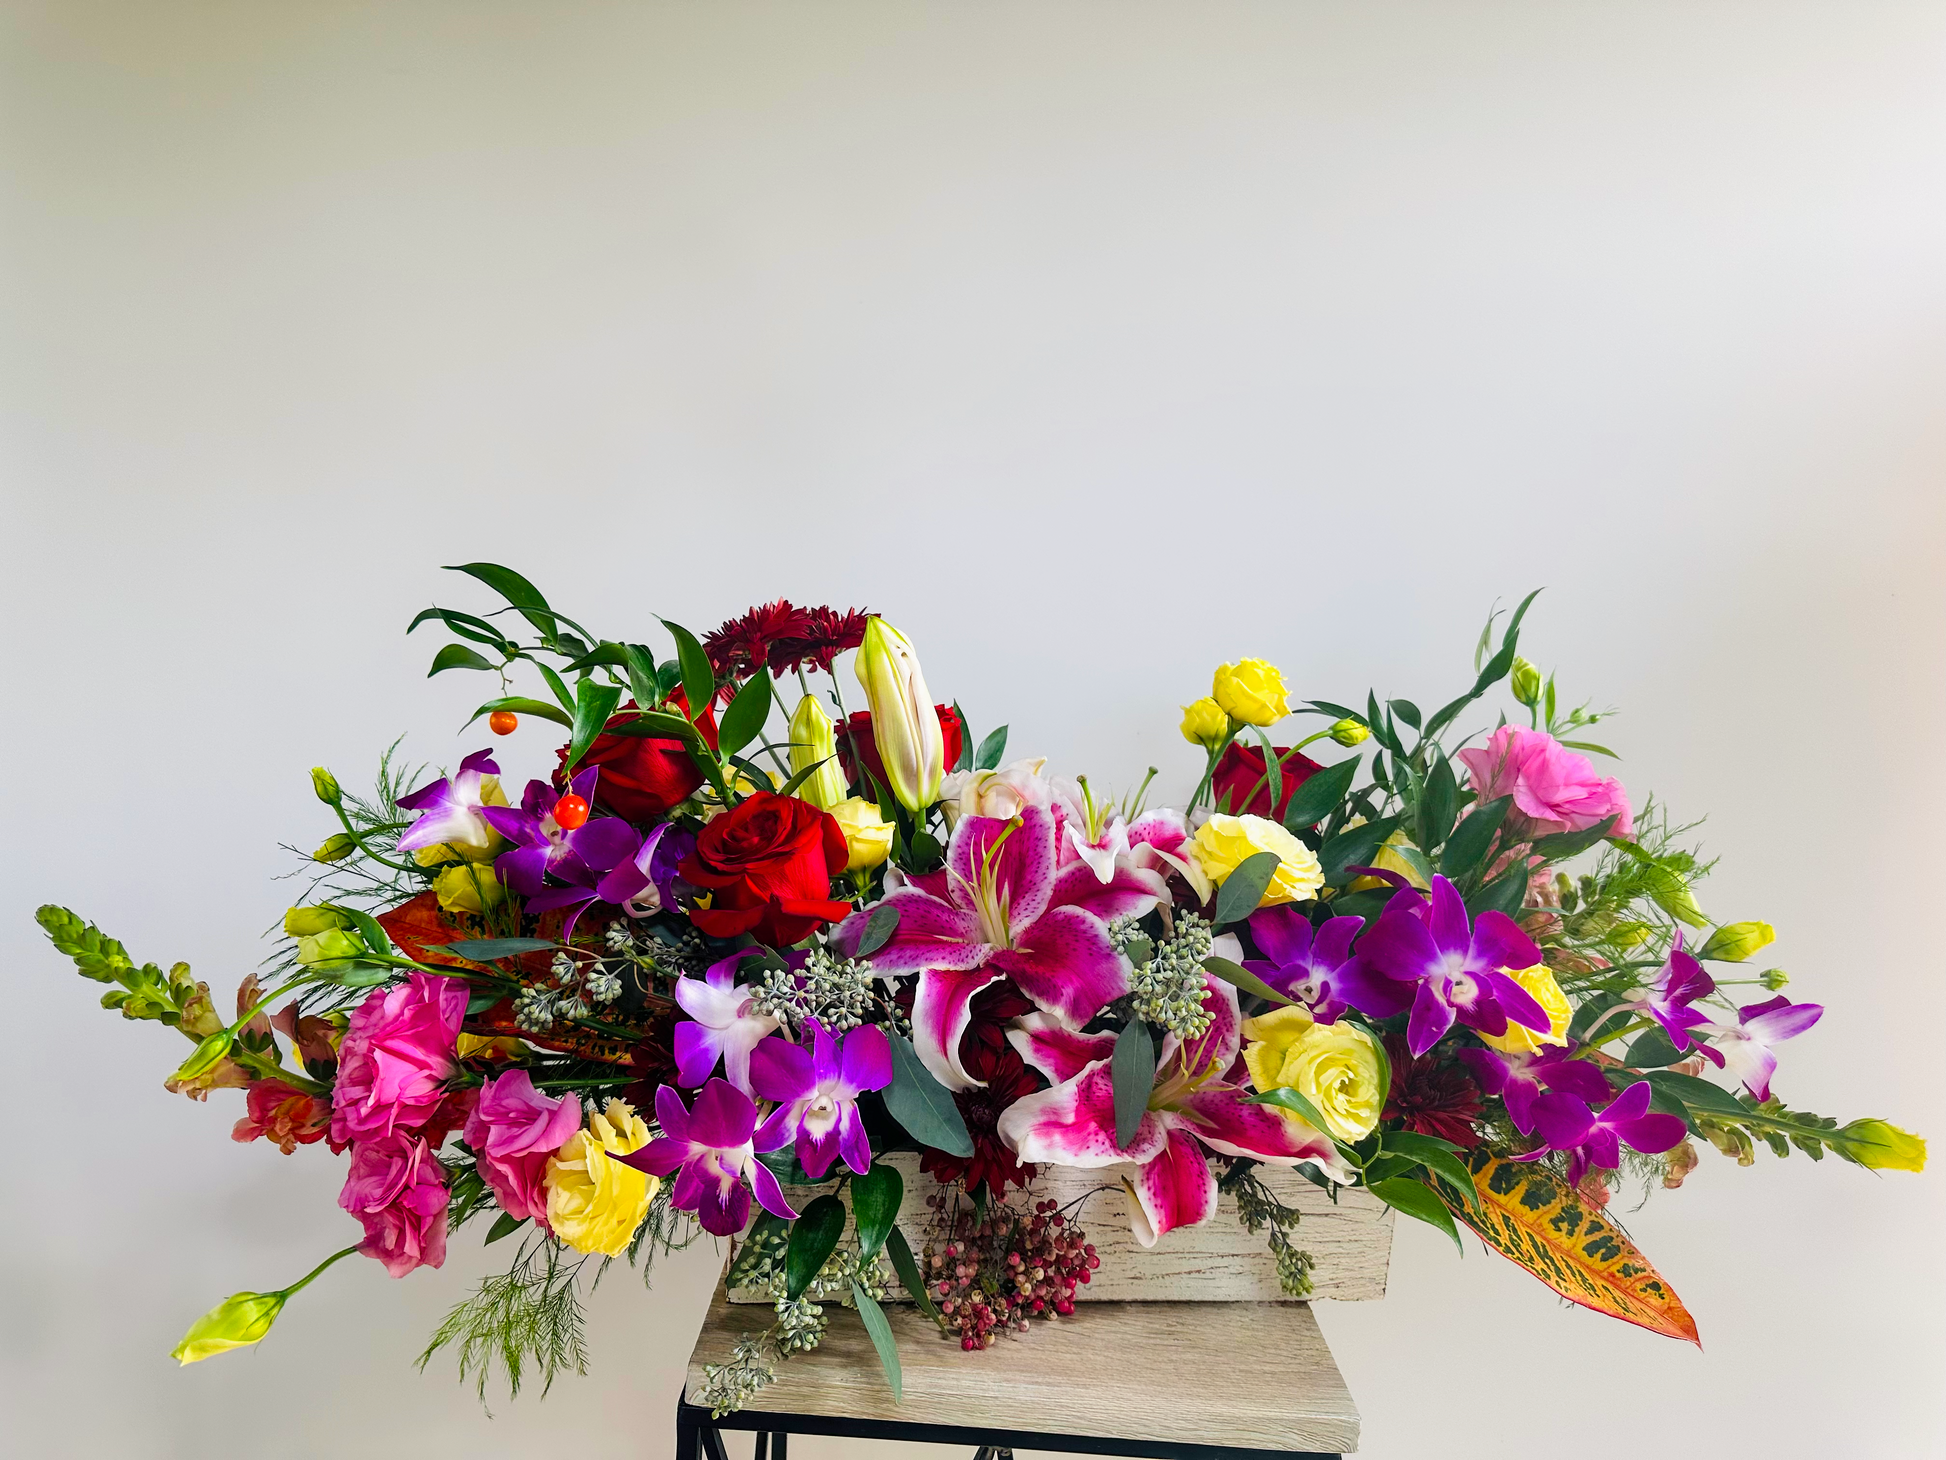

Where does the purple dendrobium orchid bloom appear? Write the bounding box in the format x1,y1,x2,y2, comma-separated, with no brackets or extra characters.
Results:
1355,874,1552,1057
1627,931,1716,1051
1695,995,1823,1102
1458,1043,1614,1135
1513,1079,1687,1187
998,976,1348,1247
671,950,782,1096
750,1021,893,1179
484,770,639,898
395,749,503,855
830,806,1152,1091
618,1080,796,1237
1243,905,1408,1024
594,822,690,918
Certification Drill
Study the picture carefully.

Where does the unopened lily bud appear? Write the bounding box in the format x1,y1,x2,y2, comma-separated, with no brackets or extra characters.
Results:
1698,920,1775,963
312,833,357,863
787,694,847,811
1179,698,1228,749
1328,717,1370,747
310,767,342,805
172,1289,287,1364
172,1029,234,1083
1840,1119,1927,1173
854,617,946,813
1510,657,1543,707
829,796,895,872
1758,967,1791,991
282,906,350,938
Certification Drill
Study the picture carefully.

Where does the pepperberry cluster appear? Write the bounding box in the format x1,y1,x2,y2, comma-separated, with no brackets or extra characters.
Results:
920,1194,1101,1350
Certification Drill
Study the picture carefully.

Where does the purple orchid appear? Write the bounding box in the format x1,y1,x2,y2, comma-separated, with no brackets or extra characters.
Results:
749,1021,893,1179
396,749,504,855
997,977,1346,1247
1695,995,1823,1101
830,806,1154,1091
594,822,692,917
1627,931,1717,1051
618,1080,796,1237
1514,1079,1687,1186
671,950,782,1095
1458,1042,1614,1135
1356,875,1552,1057
482,771,640,935
1242,906,1407,1024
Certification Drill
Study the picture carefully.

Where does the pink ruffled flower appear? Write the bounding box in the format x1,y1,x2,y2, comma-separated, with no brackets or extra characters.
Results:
462,1069,584,1228
339,1130,449,1277
1456,727,1634,840
328,971,468,1147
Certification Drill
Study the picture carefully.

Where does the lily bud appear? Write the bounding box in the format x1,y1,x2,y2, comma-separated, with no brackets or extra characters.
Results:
1328,717,1370,747
787,694,847,811
853,617,946,813
1179,698,1228,749
283,906,350,938
1759,967,1791,991
310,767,342,805
1510,657,1543,707
172,1289,287,1364
312,833,357,863
1698,920,1775,963
1840,1119,1927,1173
829,796,895,872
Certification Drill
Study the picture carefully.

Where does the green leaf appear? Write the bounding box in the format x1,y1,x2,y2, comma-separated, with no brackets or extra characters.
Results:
1527,815,1619,862
884,1033,972,1157
885,1226,938,1320
1368,1176,1464,1255
1245,1085,1337,1141
850,1282,903,1401
661,619,715,721
854,905,900,959
951,703,973,772
1382,1131,1478,1207
428,643,498,677
717,671,774,758
756,1148,822,1188
314,962,395,988
785,1195,847,1300
1365,691,1401,752
1283,755,1359,833
1249,725,1283,820
776,755,834,799
1466,868,1528,918
446,937,558,961
1388,699,1422,730
1419,753,1458,852
622,643,662,711
974,724,1009,772
1319,814,1403,885
339,908,394,958
1644,1069,1749,1120
533,660,576,714
1440,795,1512,879
1625,1027,1688,1070
443,562,588,643
1203,954,1294,1007
1111,1020,1156,1151
464,989,503,1015
485,1212,528,1245
1212,851,1283,925
408,606,512,651
1558,739,1620,759
850,1163,904,1259
563,678,625,776
559,641,632,674
464,696,574,730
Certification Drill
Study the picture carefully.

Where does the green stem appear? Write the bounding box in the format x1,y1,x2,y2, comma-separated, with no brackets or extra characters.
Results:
330,801,421,875
282,1245,361,1297
1188,727,1237,814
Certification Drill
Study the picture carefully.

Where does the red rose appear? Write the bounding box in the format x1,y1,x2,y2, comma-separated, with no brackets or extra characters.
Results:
1211,741,1323,821
556,692,720,823
679,792,853,947
836,705,964,793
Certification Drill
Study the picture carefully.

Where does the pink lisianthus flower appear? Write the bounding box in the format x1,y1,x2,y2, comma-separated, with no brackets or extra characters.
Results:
462,1069,583,1228
328,971,469,1147
1456,727,1634,841
231,1079,331,1155
339,1130,449,1276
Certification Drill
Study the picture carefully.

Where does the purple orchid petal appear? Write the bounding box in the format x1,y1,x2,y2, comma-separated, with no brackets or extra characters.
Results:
653,1083,689,1143
796,1113,844,1179
688,1078,757,1148
838,1024,893,1094
747,1156,798,1221
695,1170,752,1237
673,1020,725,1088
748,1035,815,1104
1740,996,1824,1042
1483,969,1552,1034
617,1134,691,1180
494,842,551,898
836,1104,873,1177
1531,1090,1597,1150
564,816,638,876
1469,908,1543,973
1248,904,1315,967
1535,1051,1614,1106
1357,903,1443,985
1406,979,1457,1056
752,1104,795,1154
1712,1037,1779,1102
1459,1045,1513,1096
808,1021,841,1090
1330,956,1414,1021
1425,878,1472,956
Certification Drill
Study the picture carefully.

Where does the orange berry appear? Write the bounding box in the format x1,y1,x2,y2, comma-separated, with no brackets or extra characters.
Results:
488,710,518,735
553,793,590,830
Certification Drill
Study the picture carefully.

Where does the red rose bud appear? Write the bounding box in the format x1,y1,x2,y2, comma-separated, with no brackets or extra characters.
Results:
678,792,853,947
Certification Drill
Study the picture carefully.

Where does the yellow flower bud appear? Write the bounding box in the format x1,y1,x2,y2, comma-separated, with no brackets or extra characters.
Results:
1351,830,1430,891
1697,921,1776,963
311,833,357,863
1190,814,1323,907
1179,697,1229,749
828,797,895,872
1328,717,1370,747
431,862,505,915
1211,659,1290,728
294,929,362,966
1841,1119,1927,1173
310,767,341,804
788,694,847,811
545,1099,658,1257
854,617,947,814
1241,1005,1384,1142
1477,963,1572,1054
1759,968,1791,991
1510,656,1543,707
171,1289,286,1364
283,906,350,938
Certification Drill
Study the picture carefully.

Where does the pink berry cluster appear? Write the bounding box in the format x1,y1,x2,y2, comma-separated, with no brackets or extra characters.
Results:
920,1195,1101,1350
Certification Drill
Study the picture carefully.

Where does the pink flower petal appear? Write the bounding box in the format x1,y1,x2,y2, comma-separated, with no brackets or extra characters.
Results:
988,905,1128,1029
1007,1013,1117,1084
996,1059,1167,1168
910,967,1005,1091
1123,1123,1218,1248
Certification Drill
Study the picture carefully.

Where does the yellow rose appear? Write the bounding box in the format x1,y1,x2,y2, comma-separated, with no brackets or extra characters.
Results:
1211,659,1289,727
828,796,895,872
1479,963,1571,1055
1841,1119,1926,1173
431,861,505,915
1241,1005,1383,1143
545,1099,658,1256
1190,814,1323,907
1179,697,1229,749
1350,830,1429,891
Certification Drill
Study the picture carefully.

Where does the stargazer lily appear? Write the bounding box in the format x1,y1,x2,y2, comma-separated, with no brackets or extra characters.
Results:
830,805,1154,1090
997,975,1347,1246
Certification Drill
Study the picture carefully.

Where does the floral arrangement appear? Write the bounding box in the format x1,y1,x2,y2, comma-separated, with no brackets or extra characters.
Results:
38,567,1923,1406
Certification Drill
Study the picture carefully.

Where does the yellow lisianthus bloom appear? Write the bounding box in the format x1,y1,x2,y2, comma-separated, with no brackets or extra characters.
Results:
1190,814,1323,907
171,1290,286,1364
1479,963,1572,1055
1241,1006,1383,1142
828,796,895,872
431,861,505,915
1211,659,1289,727
545,1099,658,1257
1179,697,1229,749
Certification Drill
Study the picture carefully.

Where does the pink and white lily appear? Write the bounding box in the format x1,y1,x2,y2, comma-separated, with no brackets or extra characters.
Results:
671,950,781,1096
831,805,1154,1091
997,975,1347,1246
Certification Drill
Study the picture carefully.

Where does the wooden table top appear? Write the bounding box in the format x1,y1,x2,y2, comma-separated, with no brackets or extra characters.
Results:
685,1287,1361,1454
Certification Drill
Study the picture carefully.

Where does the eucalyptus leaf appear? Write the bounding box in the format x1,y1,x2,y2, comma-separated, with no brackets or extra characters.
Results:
445,938,559,960
1212,851,1282,925
884,1033,972,1157
854,906,900,959
1111,1020,1156,1150
785,1195,847,1300
974,724,1009,771
1204,954,1294,1007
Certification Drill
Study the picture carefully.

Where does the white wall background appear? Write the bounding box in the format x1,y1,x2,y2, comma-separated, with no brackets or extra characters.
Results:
4,3,1943,1456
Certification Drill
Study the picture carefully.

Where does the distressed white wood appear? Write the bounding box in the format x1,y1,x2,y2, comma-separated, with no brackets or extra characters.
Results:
730,1150,1393,1304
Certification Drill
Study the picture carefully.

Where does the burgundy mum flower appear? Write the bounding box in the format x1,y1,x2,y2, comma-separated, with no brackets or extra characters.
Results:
705,600,813,679
1382,1034,1486,1148
914,982,1040,1197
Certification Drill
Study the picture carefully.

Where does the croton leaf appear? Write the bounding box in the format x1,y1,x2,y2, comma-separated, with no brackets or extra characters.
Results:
1445,1149,1700,1344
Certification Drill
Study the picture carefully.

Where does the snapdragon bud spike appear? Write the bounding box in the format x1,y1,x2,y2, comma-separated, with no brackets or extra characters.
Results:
553,793,590,830
854,617,946,814
489,710,518,735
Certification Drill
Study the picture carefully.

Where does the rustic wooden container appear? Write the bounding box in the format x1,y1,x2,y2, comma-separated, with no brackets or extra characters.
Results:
730,1150,1394,1304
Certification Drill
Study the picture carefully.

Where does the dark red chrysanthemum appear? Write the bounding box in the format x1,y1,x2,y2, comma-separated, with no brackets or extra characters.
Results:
1381,1033,1486,1148
703,601,875,680
789,606,873,674
914,982,1040,1196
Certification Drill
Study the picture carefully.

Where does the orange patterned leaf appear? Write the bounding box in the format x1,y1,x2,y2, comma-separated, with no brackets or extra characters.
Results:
1446,1149,1701,1345
375,891,490,971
